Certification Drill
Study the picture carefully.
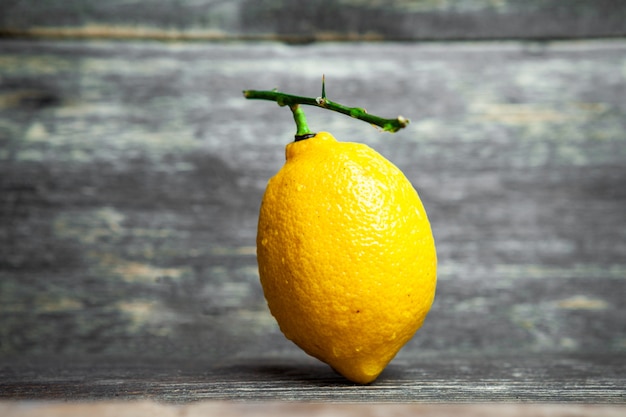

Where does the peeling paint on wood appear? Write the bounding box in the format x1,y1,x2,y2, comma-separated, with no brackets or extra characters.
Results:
0,39,625,402
1,0,625,41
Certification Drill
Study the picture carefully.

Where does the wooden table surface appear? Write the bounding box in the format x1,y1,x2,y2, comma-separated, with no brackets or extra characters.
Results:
1,37,625,411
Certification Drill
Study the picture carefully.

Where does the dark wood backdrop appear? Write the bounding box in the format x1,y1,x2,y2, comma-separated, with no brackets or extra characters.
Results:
0,0,625,407
1,0,626,41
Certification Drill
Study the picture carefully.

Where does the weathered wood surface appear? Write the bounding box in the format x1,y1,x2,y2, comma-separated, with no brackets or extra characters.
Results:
1,354,625,403
1,0,625,41
1,39,626,403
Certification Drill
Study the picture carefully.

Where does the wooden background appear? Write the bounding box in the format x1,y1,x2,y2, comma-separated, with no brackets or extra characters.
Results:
1,0,625,410
1,0,626,41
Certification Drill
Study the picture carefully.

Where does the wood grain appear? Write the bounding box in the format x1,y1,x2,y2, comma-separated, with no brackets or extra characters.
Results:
1,0,625,41
1,353,625,402
0,39,625,402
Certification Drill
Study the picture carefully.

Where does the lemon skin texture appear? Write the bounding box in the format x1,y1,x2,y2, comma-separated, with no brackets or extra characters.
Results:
257,131,437,384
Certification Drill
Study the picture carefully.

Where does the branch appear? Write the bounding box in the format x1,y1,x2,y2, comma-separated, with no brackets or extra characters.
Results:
242,89,409,133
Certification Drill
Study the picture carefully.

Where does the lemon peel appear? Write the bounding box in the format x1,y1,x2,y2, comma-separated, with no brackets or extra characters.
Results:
257,131,437,384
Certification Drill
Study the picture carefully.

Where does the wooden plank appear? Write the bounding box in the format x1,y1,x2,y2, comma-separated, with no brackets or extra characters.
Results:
0,39,625,402
0,0,625,41
1,353,625,402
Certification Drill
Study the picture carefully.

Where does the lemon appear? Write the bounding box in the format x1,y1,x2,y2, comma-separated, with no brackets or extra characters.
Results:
257,131,437,384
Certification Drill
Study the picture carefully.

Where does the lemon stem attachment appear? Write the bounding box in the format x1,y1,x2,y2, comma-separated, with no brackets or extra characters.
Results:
290,104,315,141
243,88,409,134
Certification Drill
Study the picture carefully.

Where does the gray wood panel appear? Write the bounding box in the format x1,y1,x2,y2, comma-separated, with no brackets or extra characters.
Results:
1,354,626,402
1,0,625,41
1,39,625,402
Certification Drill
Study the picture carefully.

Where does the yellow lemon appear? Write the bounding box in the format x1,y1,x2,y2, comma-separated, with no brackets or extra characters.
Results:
257,131,437,384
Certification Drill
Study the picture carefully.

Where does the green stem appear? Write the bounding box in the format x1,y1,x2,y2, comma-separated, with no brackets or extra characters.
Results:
243,89,409,133
290,104,312,138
